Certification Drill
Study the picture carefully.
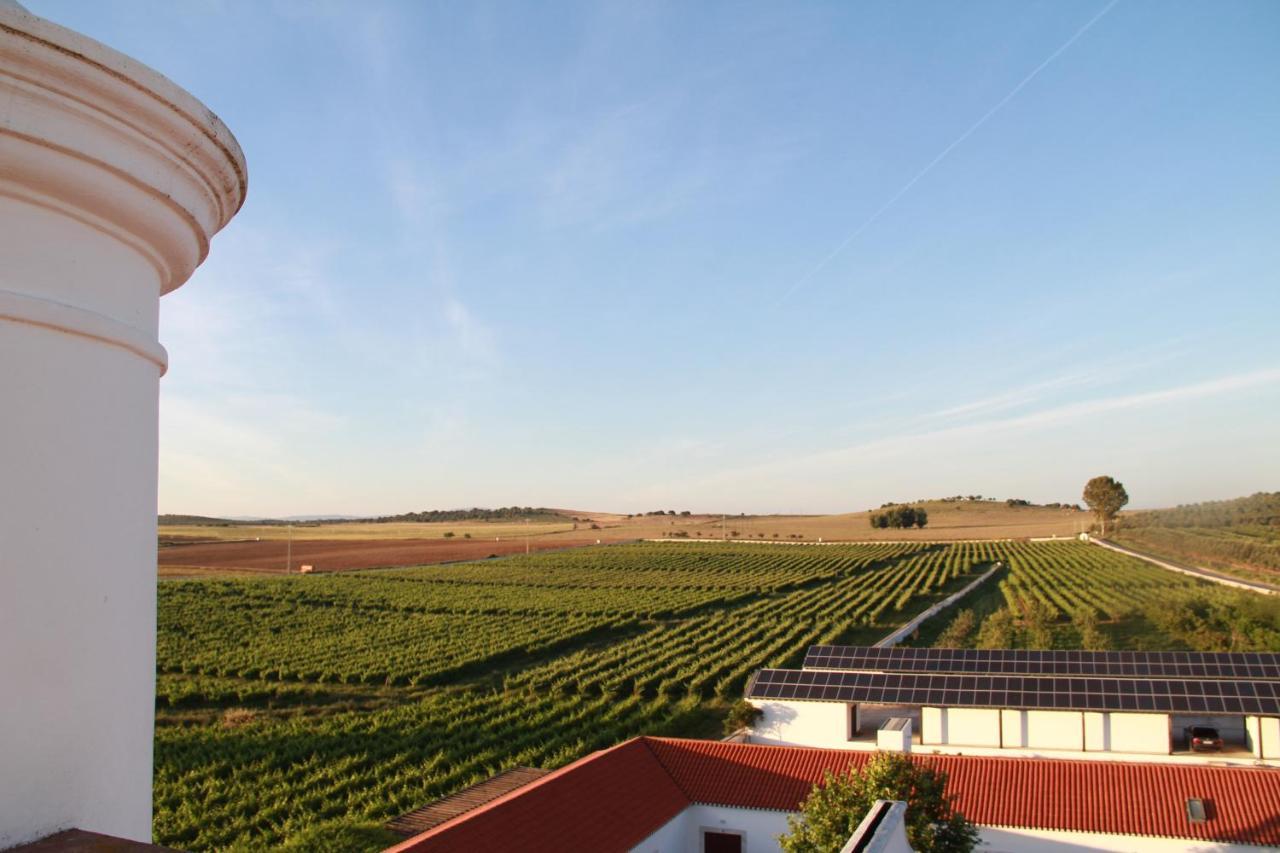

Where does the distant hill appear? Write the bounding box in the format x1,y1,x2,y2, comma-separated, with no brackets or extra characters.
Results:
158,514,242,526
1113,492,1280,580
1123,492,1280,530
159,514,362,526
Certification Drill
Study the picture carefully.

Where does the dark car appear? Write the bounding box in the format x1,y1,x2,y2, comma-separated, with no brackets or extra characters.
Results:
1184,725,1224,751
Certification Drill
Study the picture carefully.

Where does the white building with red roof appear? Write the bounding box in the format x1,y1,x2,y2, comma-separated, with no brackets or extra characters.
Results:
385,736,1280,853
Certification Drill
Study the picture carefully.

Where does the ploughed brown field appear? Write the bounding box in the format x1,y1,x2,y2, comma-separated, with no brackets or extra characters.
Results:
158,501,1088,576
157,534,633,575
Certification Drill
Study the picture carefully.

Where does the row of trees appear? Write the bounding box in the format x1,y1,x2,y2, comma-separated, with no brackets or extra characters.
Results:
371,506,563,523
1123,491,1280,530
869,505,928,529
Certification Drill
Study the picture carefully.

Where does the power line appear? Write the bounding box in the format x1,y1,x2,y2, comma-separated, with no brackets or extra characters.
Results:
775,0,1122,307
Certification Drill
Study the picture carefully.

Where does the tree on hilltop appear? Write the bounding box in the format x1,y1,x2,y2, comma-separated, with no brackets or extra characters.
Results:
1083,475,1129,536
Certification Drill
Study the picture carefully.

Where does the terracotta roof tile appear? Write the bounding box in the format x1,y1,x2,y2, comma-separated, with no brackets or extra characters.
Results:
645,738,1280,847
386,739,687,853
391,737,1280,851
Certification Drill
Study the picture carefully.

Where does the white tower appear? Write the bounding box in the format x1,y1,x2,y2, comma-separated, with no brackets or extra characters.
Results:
0,2,246,845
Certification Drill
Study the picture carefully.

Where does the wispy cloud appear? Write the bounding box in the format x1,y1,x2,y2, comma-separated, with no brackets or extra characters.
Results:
677,366,1280,493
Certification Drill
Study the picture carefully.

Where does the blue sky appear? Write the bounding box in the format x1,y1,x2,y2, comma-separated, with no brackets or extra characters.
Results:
35,0,1279,516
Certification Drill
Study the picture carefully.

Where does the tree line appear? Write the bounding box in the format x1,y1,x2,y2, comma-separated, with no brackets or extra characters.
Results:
371,506,566,523
869,505,928,529
1123,491,1280,530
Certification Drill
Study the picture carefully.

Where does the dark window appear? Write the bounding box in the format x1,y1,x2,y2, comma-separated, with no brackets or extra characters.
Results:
704,830,743,853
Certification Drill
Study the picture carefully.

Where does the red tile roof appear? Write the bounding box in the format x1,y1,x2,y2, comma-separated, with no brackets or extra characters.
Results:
392,737,1280,852
645,738,1280,847
384,738,688,853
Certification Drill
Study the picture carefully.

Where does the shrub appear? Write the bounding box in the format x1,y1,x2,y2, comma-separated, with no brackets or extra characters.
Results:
722,699,763,735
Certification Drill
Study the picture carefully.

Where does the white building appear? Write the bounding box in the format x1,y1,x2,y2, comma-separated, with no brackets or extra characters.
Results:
380,735,1280,853
0,1,245,847
746,645,1280,764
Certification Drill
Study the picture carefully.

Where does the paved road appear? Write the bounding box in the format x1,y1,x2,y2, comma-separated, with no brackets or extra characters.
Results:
1093,538,1280,596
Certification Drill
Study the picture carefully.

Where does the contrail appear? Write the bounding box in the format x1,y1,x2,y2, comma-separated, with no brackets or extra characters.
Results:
776,0,1122,306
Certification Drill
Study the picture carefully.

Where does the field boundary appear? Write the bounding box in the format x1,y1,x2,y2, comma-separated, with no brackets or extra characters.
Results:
1091,538,1279,596
875,562,1003,647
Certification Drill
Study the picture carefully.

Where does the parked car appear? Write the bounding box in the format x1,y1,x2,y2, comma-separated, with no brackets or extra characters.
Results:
1184,726,1224,751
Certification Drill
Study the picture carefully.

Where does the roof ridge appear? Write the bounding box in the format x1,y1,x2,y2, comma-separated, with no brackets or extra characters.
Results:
636,736,698,803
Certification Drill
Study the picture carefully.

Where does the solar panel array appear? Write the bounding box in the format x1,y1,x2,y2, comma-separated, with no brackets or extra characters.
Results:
803,645,1280,680
746,668,1280,716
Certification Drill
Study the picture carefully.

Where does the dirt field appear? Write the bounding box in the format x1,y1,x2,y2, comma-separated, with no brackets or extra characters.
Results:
590,502,1089,542
157,534,632,573
158,502,1088,573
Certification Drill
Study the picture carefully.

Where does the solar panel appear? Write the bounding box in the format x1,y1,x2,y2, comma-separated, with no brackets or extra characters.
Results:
801,645,1280,681
746,667,1280,716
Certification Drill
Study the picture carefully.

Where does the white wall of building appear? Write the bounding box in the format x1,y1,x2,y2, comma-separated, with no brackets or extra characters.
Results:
1243,716,1280,758
1025,711,1082,751
1109,713,1170,755
926,708,1002,747
633,806,1257,853
980,826,1261,852
762,698,1187,760
631,805,790,853
751,700,854,749
1001,708,1025,748
1084,712,1107,751
0,4,244,845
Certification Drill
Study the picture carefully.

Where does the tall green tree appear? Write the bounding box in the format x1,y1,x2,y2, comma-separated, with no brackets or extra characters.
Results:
1083,475,1129,536
779,752,978,853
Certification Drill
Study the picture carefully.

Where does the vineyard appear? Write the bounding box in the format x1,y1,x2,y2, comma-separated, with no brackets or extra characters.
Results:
153,539,1252,850
918,541,1280,652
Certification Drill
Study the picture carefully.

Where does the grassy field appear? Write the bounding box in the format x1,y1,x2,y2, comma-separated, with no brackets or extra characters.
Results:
151,538,1269,851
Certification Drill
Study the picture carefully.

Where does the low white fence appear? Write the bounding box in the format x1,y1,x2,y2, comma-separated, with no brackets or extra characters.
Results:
1090,538,1278,596
875,562,1003,648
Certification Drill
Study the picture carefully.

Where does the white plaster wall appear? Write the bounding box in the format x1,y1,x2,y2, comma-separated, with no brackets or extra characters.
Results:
941,708,1002,747
634,809,1255,853
751,700,853,749
1245,716,1261,757
922,706,944,745
0,325,158,846
1084,712,1107,751
981,826,1258,852
0,4,245,845
632,809,688,853
1261,717,1280,758
1109,713,1170,755
1026,710,1084,751
631,805,791,853
1001,709,1025,748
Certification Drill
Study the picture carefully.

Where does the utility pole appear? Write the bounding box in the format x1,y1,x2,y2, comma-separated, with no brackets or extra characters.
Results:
286,523,293,572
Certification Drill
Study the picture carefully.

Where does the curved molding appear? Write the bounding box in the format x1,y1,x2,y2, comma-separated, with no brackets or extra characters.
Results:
0,288,168,374
0,4,246,293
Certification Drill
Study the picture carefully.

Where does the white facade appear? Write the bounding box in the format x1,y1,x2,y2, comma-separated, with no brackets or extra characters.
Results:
1244,716,1280,758
632,805,791,853
756,701,1185,757
981,827,1265,852
751,700,854,749
0,3,245,847
631,803,1263,853
928,707,1171,754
